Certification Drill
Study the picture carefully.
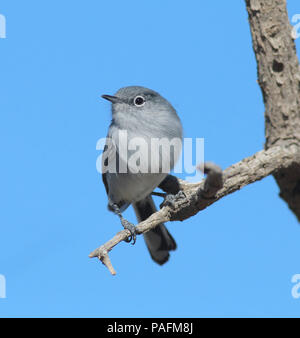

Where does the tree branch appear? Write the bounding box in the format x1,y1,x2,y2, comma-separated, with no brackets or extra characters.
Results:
90,144,300,274
246,0,300,220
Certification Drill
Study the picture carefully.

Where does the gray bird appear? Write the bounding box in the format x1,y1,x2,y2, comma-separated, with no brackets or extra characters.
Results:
101,86,183,265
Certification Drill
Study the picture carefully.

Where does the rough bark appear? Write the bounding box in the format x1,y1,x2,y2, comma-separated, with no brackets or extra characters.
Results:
246,0,300,220
90,0,300,274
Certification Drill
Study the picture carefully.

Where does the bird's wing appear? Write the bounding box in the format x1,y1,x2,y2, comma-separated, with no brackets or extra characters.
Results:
101,133,117,195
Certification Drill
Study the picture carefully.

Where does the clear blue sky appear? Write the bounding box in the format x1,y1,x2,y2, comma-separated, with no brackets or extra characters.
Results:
0,0,300,318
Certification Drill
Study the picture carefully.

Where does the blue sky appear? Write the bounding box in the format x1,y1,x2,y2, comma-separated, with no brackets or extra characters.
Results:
0,0,300,318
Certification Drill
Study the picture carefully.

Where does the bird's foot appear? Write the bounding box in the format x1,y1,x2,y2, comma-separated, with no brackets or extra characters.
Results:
160,190,186,209
121,218,137,245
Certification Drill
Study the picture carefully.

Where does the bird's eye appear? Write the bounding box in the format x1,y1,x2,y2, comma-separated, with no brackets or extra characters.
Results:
134,96,146,107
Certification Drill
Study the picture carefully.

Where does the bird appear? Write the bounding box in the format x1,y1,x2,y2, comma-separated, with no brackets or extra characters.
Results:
101,86,183,265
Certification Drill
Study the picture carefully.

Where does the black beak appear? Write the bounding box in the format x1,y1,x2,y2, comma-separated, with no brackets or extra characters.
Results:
101,95,122,104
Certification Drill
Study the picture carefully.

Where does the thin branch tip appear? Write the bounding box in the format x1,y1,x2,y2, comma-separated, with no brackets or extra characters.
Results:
89,246,117,275
102,255,117,275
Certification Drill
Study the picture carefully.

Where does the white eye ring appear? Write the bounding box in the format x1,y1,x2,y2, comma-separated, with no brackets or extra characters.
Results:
134,96,146,107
